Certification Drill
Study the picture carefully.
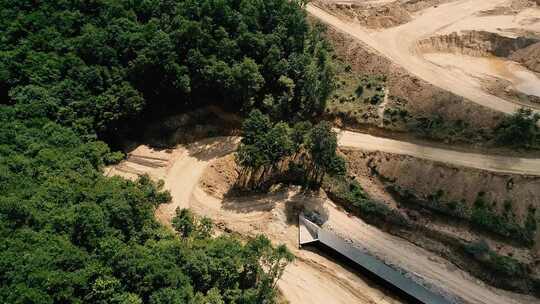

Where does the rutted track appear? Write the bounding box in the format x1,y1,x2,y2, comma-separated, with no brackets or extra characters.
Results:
307,0,538,114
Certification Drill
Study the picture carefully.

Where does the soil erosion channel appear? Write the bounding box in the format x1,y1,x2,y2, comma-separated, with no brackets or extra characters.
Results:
307,0,540,114
108,134,540,304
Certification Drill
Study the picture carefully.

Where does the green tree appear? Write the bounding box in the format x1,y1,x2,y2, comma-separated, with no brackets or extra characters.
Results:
172,208,195,238
494,108,539,148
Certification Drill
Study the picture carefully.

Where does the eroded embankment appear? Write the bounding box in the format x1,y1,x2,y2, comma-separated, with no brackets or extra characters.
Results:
341,149,540,251
321,24,503,131
338,149,540,297
511,42,540,72
311,0,458,29
416,30,539,58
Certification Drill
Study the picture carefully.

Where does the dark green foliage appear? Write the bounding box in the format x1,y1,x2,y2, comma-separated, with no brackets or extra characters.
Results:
494,108,540,148
323,176,409,227
0,0,333,139
464,240,527,277
172,208,214,240
0,0,329,301
0,110,291,303
236,111,343,190
172,208,196,238
471,193,535,246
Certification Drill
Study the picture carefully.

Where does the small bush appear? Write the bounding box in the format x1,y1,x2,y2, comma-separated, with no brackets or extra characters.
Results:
464,240,527,277
355,85,364,97
471,194,534,246
323,176,409,227
494,108,540,148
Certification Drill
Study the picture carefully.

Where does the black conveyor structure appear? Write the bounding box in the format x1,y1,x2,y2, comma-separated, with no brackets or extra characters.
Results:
299,214,453,304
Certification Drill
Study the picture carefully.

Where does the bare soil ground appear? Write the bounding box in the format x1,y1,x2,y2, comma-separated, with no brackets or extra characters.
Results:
108,138,403,304
108,136,539,304
308,0,540,115
342,148,540,255
337,129,540,176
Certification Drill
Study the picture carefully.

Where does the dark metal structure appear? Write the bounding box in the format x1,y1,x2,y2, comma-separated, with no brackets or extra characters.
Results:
299,214,453,304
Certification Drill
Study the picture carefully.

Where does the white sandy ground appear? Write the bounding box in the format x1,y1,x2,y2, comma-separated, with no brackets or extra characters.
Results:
337,129,540,176
423,53,540,98
434,7,540,38
108,135,540,304
307,0,540,114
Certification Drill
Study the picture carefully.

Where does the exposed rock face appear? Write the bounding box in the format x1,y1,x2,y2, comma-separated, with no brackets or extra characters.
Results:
417,31,539,57
511,42,540,72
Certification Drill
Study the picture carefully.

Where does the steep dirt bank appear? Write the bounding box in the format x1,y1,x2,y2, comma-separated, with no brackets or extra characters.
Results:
321,24,503,131
308,0,536,114
511,42,540,72
311,0,458,29
197,152,537,304
341,148,540,252
416,31,538,57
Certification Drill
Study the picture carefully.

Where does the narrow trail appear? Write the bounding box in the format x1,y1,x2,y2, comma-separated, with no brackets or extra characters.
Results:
337,129,540,176
306,0,533,114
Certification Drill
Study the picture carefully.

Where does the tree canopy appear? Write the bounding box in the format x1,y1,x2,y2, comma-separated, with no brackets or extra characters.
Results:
0,0,340,303
0,0,334,140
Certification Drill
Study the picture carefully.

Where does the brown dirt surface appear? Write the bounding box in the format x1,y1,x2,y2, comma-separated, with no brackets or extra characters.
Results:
308,0,540,114
198,154,239,199
107,136,540,303
194,148,536,304
511,42,540,72
320,20,503,131
341,148,540,254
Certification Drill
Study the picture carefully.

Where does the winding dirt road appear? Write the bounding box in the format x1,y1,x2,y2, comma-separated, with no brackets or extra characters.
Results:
154,137,535,304
108,133,540,304
307,0,535,113
337,129,540,176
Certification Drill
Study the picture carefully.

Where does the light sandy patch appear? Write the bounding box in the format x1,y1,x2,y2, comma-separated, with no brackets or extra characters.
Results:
423,53,540,97
435,7,540,38
307,0,537,114
337,129,540,176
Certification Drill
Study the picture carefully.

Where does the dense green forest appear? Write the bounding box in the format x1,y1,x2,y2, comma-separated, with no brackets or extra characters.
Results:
0,0,334,303
0,0,333,140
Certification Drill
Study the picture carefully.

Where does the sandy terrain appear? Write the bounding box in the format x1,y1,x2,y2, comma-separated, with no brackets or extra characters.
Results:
307,0,540,114
108,138,402,304
423,53,540,98
337,129,540,175
108,135,540,304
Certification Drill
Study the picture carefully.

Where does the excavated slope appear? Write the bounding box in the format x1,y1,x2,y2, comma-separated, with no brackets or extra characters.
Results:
416,30,539,57
511,42,540,72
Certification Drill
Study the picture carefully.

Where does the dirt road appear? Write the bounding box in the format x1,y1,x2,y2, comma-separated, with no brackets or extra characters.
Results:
322,198,535,304
109,135,540,304
337,129,540,176
307,0,534,114
150,139,402,304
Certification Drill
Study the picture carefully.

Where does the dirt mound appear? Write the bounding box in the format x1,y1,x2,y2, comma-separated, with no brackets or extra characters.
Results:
199,154,239,199
312,0,412,29
511,42,540,72
400,0,458,12
479,0,539,16
417,31,539,57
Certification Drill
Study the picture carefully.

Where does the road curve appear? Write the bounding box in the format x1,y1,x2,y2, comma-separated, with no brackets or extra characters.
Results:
306,0,530,114
337,130,540,176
